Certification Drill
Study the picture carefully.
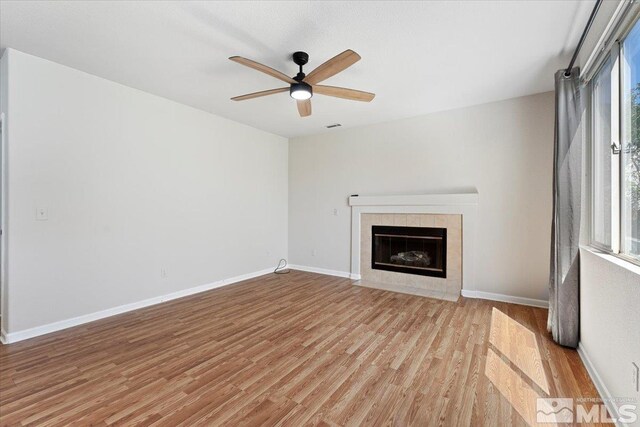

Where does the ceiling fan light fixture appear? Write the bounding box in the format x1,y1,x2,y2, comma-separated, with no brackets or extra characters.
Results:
290,82,312,100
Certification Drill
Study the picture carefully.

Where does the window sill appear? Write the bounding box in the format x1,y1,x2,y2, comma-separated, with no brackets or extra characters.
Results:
580,245,640,276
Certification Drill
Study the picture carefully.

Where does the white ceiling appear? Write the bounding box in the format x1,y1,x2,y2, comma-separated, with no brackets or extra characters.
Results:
0,0,592,138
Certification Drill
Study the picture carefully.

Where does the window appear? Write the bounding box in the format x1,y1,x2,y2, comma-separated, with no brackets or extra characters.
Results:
591,56,614,248
590,17,640,263
621,22,640,259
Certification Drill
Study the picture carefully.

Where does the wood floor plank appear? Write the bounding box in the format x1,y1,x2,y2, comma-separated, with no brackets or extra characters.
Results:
0,271,607,426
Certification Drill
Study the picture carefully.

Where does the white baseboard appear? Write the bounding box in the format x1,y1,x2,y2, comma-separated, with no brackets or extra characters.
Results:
0,268,273,345
289,267,548,308
288,264,354,279
461,289,549,308
577,343,625,427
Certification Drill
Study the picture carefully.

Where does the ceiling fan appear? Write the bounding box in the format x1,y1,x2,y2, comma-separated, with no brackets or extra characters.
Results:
229,50,375,117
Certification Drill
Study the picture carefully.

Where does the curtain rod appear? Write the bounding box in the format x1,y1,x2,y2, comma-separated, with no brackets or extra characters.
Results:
565,0,604,77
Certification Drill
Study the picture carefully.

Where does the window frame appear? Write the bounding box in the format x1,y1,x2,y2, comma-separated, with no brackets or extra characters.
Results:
589,52,617,252
587,14,640,267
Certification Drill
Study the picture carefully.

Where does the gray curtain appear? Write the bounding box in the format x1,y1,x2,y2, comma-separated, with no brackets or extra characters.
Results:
548,68,583,348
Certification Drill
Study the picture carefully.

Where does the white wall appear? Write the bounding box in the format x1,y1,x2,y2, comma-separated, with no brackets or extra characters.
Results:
580,249,640,423
1,49,288,335
289,92,555,300
0,50,8,327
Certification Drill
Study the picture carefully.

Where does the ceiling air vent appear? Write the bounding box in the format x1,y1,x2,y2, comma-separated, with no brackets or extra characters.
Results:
326,123,342,129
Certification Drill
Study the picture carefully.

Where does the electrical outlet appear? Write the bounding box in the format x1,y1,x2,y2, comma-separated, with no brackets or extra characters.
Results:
333,208,338,216
633,362,639,393
160,268,167,279
311,249,316,257
36,207,48,221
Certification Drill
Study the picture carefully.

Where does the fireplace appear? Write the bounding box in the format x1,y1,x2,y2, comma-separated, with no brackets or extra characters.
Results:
371,225,447,278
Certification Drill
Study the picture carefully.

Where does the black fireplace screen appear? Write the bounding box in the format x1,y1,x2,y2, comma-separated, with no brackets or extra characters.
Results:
372,225,446,278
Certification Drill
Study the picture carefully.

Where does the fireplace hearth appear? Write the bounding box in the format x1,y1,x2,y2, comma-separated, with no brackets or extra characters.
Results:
372,225,447,278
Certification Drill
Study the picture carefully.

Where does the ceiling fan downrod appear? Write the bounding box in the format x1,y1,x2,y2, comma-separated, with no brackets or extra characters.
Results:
292,51,309,81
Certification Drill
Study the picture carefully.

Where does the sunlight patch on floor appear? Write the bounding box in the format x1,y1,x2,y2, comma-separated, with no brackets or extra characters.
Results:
485,308,554,426
485,347,542,426
489,307,550,394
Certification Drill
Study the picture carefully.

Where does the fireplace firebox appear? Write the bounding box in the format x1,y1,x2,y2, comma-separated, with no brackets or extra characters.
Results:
372,225,446,278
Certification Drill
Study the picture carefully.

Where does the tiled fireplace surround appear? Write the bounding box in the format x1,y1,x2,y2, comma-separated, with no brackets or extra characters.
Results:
348,193,478,302
360,213,462,301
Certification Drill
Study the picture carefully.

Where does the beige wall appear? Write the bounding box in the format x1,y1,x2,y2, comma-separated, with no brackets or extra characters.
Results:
1,49,288,334
289,91,555,301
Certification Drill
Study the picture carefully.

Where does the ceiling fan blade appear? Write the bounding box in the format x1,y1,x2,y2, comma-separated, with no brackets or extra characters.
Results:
229,56,296,84
313,85,375,102
231,87,289,101
303,50,361,85
297,99,311,117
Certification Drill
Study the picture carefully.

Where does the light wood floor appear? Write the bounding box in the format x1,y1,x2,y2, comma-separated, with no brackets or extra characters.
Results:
0,271,606,426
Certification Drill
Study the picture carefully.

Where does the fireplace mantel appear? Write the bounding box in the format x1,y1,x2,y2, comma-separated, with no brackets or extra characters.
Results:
348,191,479,295
348,192,478,207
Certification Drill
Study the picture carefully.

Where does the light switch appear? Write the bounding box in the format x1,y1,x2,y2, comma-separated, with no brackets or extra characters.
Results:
36,207,48,221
